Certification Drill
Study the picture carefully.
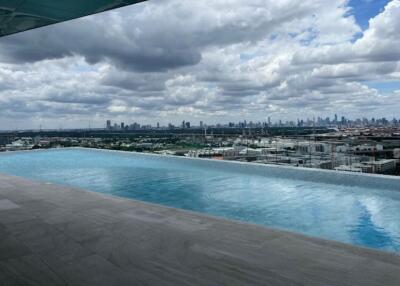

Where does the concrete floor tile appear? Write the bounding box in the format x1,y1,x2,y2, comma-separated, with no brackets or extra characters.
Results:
0,255,67,286
0,234,31,260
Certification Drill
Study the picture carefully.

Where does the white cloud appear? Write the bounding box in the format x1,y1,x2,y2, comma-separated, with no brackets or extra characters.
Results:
0,0,399,128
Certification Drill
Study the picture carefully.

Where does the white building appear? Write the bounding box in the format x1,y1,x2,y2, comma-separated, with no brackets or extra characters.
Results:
5,139,34,151
361,159,397,174
335,159,398,174
335,165,363,173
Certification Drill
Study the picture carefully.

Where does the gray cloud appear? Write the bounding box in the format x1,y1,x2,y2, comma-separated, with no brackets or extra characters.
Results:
0,0,399,129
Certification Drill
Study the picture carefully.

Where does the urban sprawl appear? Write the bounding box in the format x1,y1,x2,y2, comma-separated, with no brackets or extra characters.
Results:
1,115,400,176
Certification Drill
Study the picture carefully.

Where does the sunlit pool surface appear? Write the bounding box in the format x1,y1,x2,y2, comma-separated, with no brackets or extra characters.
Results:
1,148,400,253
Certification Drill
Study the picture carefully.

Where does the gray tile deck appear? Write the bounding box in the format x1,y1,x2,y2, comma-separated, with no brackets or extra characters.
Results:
0,173,400,286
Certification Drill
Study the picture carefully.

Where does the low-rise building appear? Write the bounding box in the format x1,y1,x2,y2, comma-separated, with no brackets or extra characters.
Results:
335,165,363,173
5,139,34,151
394,148,400,159
361,159,397,174
335,159,398,174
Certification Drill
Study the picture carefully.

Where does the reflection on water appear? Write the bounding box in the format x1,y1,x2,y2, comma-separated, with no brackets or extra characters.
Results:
1,149,400,253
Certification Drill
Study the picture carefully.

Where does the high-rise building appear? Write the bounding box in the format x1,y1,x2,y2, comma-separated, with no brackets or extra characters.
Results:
121,122,125,130
106,120,111,130
200,121,203,128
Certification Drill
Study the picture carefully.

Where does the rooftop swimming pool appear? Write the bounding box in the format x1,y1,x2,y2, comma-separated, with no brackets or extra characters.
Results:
1,148,400,253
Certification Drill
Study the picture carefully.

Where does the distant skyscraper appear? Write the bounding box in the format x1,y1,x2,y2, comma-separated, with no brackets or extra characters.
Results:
106,120,111,130
121,122,125,130
200,121,203,128
157,122,160,128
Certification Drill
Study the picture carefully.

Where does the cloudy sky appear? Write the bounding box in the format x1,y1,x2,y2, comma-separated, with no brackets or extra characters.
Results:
0,0,399,129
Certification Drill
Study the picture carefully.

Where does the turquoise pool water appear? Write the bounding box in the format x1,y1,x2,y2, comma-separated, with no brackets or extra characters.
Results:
1,148,400,253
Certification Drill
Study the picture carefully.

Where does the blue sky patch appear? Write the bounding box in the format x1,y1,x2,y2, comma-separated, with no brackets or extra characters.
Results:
366,81,400,93
349,0,390,30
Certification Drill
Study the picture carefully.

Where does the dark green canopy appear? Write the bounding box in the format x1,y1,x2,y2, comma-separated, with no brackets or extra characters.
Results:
0,0,146,37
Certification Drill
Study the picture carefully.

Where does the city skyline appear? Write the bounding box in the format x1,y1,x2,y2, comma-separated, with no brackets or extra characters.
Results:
2,113,399,132
105,114,400,129
0,0,399,129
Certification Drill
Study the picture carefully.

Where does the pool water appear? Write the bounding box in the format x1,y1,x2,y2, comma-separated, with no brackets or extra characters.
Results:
1,148,400,253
